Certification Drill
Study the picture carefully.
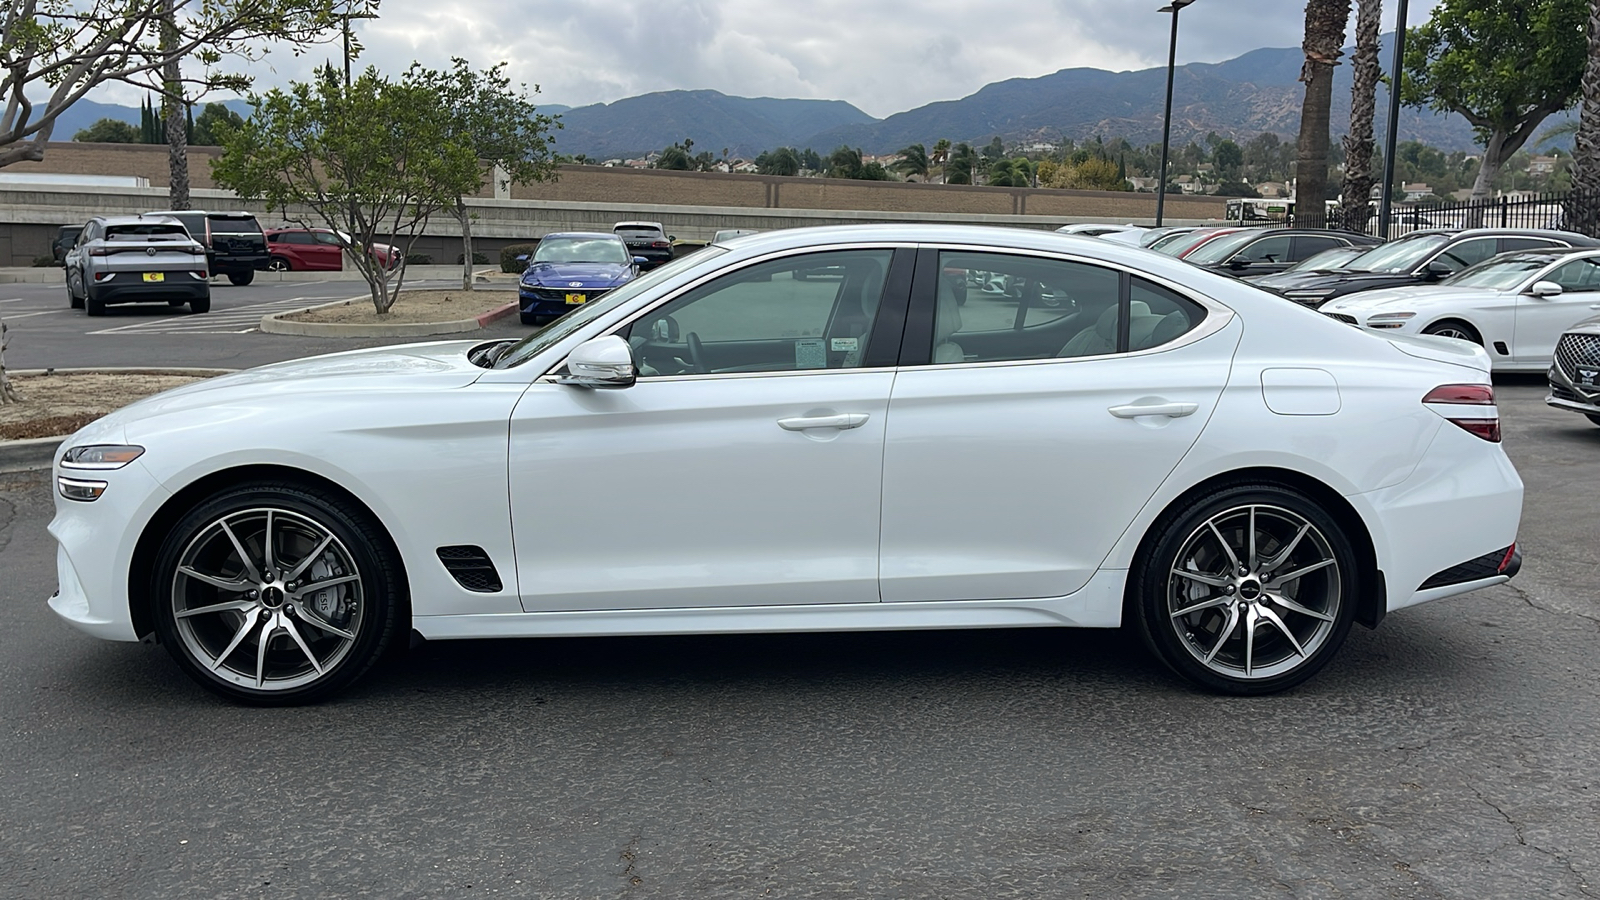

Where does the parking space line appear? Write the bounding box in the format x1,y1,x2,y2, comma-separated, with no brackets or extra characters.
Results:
85,295,342,335
2,309,64,319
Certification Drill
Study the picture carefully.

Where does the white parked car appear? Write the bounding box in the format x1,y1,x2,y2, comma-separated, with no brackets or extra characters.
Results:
1056,223,1148,245
48,225,1523,704
1318,247,1600,372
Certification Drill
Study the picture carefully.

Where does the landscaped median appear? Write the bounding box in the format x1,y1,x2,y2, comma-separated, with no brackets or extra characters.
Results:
0,368,233,471
261,288,520,337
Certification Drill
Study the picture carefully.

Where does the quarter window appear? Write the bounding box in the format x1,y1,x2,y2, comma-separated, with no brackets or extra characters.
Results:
626,249,892,376
1548,258,1600,292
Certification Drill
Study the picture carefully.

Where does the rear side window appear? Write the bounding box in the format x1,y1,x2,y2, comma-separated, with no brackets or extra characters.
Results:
1434,238,1499,273
208,215,262,235
106,223,188,238
1292,235,1344,259
1499,237,1564,253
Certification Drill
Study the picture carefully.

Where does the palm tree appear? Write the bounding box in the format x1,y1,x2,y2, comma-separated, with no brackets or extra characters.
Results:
1294,0,1352,227
930,138,951,184
827,145,864,179
757,146,801,176
892,143,931,181
1340,0,1381,231
944,143,977,184
1572,0,1600,235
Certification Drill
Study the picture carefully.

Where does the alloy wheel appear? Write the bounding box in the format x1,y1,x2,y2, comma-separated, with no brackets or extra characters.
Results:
1166,504,1342,681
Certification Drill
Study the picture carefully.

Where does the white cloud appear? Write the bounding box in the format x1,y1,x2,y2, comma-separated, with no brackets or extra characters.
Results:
97,0,1446,117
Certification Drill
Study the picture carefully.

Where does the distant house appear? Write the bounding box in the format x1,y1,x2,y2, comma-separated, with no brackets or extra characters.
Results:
1024,142,1060,153
1127,176,1160,192
1255,181,1289,198
1402,183,1434,202
1528,155,1559,177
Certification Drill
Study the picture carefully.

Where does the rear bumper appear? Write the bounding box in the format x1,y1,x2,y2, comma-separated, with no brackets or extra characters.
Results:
209,253,269,274
89,274,210,305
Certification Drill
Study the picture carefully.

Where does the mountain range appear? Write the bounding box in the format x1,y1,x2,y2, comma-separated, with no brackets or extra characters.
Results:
61,35,1573,160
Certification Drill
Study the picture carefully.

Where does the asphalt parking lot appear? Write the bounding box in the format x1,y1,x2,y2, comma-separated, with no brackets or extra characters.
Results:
0,369,1596,896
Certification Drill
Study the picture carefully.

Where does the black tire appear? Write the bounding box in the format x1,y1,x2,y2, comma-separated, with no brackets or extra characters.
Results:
267,257,292,272
151,481,405,705
1586,414,1600,428
1422,319,1482,344
228,270,255,286
169,299,187,307
189,295,211,314
1131,482,1359,695
85,287,105,317
66,272,84,310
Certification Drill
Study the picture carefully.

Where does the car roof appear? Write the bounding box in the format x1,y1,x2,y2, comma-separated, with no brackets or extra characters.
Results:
144,209,256,217
1393,227,1599,243
96,214,185,227
542,232,623,241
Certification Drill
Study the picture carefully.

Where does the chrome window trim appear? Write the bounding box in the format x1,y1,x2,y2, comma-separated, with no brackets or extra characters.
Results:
904,241,1237,368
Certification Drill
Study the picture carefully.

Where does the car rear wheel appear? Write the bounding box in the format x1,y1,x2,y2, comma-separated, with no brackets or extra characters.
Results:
228,271,255,286
190,295,211,314
66,273,84,310
1586,414,1600,428
152,482,404,705
85,287,105,317
267,257,291,272
1422,319,1481,344
1132,483,1358,695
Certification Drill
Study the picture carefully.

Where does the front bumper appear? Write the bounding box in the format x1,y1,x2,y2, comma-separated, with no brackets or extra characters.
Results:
1547,339,1600,416
519,286,612,319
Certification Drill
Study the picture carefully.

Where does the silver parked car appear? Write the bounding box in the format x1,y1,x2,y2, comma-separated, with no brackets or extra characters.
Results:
1547,312,1600,427
64,215,211,316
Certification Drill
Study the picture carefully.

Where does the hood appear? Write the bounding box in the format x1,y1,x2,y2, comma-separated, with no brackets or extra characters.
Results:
1565,312,1600,335
522,262,631,287
1267,271,1418,293
101,341,486,429
1320,285,1494,312
1382,332,1492,373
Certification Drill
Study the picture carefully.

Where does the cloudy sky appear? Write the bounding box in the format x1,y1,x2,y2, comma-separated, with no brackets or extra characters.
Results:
130,0,1445,117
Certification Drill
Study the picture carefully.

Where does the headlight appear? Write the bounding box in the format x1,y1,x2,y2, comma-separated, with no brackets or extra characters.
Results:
59,444,145,470
1366,312,1416,329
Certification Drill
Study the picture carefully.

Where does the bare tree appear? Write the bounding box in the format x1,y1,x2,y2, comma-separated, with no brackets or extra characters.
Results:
1340,0,1381,232
0,316,19,405
1571,0,1600,235
1,0,358,169
1295,0,1352,227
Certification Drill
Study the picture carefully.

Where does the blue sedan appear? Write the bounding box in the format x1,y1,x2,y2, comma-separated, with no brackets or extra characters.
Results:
519,233,644,326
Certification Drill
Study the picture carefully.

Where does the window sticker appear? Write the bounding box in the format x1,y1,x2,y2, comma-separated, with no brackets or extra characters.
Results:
830,337,858,352
795,339,826,369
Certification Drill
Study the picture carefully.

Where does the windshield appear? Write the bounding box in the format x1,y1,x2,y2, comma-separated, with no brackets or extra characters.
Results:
1184,230,1271,265
533,237,629,265
1443,255,1553,289
1343,234,1450,273
493,248,727,369
1284,246,1361,273
208,216,262,235
1158,230,1232,257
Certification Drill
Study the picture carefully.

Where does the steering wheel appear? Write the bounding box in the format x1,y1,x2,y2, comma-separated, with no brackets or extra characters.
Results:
686,331,709,374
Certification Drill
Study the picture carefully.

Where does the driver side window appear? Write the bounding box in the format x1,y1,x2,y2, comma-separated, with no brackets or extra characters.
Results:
625,249,892,376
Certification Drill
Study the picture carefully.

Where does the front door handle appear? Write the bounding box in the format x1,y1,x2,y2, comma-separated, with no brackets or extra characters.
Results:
1108,401,1199,419
777,413,869,431
1588,304,1600,310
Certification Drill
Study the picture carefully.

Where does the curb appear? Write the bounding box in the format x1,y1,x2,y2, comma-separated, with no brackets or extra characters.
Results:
260,297,519,337
0,367,237,472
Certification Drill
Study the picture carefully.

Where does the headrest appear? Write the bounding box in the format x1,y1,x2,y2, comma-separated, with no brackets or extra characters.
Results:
935,278,963,343
1094,304,1120,342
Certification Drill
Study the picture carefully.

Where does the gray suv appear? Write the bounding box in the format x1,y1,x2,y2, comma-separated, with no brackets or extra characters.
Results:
1548,313,1600,427
64,215,211,316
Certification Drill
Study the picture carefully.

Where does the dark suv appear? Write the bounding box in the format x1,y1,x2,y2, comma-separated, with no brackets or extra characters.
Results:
144,210,269,285
51,225,83,266
612,221,674,268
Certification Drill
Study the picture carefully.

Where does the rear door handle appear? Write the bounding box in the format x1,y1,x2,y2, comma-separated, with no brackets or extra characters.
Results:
1108,401,1199,419
1588,304,1600,310
777,413,869,431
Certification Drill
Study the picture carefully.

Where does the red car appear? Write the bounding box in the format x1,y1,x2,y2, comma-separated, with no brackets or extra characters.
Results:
264,228,400,271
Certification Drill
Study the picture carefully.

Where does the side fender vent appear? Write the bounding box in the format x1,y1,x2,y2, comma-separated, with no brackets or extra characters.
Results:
436,545,504,593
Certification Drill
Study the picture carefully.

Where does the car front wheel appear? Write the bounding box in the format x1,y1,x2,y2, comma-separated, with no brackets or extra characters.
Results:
228,270,255,286
1132,483,1358,695
151,481,404,705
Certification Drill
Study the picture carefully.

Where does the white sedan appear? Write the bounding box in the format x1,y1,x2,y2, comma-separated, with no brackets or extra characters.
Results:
1318,248,1600,371
47,225,1523,704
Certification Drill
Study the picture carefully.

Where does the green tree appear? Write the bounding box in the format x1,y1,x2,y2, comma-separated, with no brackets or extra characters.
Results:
406,59,560,290
191,102,245,145
892,143,931,181
1404,0,1588,202
756,146,801,176
1212,139,1244,181
945,143,977,184
73,118,140,143
656,145,693,169
930,138,951,183
1296,0,1352,227
982,136,1005,159
799,148,823,172
985,157,1033,187
1340,0,1382,229
826,145,865,178
213,66,480,314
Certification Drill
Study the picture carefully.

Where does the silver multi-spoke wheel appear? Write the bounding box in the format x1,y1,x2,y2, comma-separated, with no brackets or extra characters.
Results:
1167,504,1341,680
170,506,367,693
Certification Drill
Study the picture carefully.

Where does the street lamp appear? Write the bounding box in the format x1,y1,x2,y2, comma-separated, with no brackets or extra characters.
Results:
341,8,379,88
1155,0,1198,227
1376,0,1410,238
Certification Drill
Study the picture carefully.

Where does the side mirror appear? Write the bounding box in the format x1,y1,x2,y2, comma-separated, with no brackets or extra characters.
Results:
1529,280,1563,298
557,336,636,389
632,256,649,266
515,254,530,263
1227,257,1252,270
1422,261,1452,281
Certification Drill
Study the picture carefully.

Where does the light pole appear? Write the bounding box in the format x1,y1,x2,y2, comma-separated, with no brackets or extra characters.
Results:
1377,0,1409,238
1155,0,1198,226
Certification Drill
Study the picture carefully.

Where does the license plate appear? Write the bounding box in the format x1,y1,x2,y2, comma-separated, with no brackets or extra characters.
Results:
1579,366,1600,387
564,293,587,305
142,272,164,283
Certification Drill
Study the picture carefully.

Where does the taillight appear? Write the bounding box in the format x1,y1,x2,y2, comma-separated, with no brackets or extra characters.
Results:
1423,383,1500,442
652,241,669,248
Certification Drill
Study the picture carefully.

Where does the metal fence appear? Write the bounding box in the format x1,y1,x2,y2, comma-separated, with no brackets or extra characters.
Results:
1235,190,1600,239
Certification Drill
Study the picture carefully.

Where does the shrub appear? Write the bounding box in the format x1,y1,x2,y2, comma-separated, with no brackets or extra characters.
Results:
500,242,538,272
456,251,490,265
404,253,433,265
31,255,55,267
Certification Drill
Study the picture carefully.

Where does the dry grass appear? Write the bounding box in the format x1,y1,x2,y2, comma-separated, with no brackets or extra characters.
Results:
282,289,516,325
0,373,208,440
